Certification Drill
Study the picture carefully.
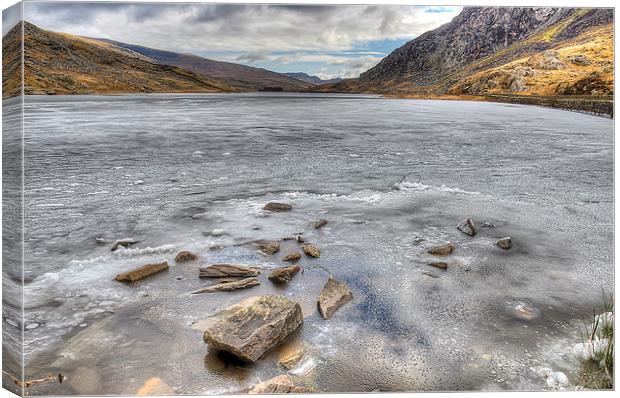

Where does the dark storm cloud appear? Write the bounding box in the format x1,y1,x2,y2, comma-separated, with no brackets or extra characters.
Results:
191,4,249,23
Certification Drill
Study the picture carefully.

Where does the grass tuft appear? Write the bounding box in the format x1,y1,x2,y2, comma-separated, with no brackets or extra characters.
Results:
577,290,613,389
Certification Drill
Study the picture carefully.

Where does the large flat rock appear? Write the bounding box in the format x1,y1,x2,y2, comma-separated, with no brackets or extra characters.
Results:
317,277,353,320
115,261,168,282
199,264,260,278
202,295,303,362
191,277,260,294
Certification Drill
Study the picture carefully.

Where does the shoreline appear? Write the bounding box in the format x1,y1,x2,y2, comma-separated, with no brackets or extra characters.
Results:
5,91,613,117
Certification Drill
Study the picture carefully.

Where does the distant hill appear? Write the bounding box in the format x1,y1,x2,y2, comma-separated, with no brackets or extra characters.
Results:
284,72,342,85
319,7,613,98
2,21,235,98
104,40,310,92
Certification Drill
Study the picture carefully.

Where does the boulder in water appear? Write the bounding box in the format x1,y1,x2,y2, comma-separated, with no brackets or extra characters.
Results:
313,219,328,229
278,342,307,370
317,277,353,320
428,262,448,270
136,378,174,395
263,202,293,212
202,295,303,362
191,277,259,293
496,237,512,250
175,250,198,262
248,374,313,394
199,264,260,278
111,238,138,251
427,243,455,255
282,252,302,262
457,218,477,236
269,265,301,284
301,243,320,258
257,240,280,255
115,261,169,282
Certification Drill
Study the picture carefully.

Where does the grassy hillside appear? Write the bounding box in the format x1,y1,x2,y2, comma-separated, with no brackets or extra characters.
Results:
2,22,233,98
104,41,310,92
447,24,613,97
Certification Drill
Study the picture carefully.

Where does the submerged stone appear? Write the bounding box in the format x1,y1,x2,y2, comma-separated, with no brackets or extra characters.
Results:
496,237,512,250
281,252,302,262
202,295,303,362
257,240,280,255
428,262,448,270
317,277,353,320
263,202,293,212
248,374,313,394
278,342,307,370
269,265,301,284
191,277,259,294
427,243,455,255
175,250,198,262
457,218,477,236
301,243,320,258
136,377,174,395
115,261,169,282
313,219,328,229
111,238,138,251
199,264,260,278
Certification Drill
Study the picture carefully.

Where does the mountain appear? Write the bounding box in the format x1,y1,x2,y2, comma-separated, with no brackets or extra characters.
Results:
322,7,613,98
283,72,342,85
2,22,234,98
103,40,310,92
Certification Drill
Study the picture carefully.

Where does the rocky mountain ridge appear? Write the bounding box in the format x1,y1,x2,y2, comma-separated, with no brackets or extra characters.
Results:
322,7,613,99
283,72,342,85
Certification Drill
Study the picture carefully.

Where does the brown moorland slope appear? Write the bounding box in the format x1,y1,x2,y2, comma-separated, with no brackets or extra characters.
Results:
103,40,311,92
2,22,234,98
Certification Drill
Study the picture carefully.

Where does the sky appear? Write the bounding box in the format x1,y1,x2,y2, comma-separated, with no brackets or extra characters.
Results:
6,2,463,79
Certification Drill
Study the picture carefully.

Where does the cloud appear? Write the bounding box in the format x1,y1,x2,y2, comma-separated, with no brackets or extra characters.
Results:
19,3,462,79
22,3,462,54
236,51,271,63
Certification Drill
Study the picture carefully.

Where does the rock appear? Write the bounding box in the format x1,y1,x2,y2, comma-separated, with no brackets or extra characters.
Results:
282,235,304,243
427,243,455,255
313,219,328,229
281,252,302,262
202,295,303,362
496,237,512,250
269,265,301,284
175,250,198,262
248,374,313,394
301,243,320,258
568,54,591,65
317,277,353,320
191,277,259,294
136,377,174,395
422,271,439,278
257,240,280,255
95,237,106,244
428,262,448,270
278,342,307,370
111,238,138,251
263,202,293,212
511,302,540,321
210,229,225,237
457,218,477,236
199,264,260,278
115,261,169,282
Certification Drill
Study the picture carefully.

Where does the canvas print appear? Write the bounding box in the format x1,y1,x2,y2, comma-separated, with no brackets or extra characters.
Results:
1,1,615,395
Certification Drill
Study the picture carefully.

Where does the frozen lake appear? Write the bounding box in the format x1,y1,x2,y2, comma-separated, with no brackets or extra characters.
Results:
2,93,614,393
